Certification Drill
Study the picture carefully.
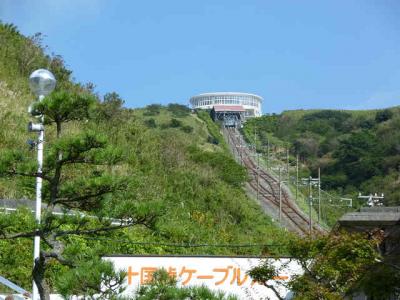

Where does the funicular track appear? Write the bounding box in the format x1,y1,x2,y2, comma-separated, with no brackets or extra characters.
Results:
224,127,326,236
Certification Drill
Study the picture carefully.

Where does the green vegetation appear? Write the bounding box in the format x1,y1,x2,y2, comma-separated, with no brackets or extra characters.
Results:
1,88,153,298
0,21,289,296
249,232,399,299
243,108,400,207
196,110,229,150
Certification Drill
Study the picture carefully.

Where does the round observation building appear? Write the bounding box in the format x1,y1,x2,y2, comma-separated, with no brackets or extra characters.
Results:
189,92,262,118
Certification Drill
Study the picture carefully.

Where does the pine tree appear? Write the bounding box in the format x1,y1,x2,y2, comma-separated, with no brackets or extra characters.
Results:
0,90,155,299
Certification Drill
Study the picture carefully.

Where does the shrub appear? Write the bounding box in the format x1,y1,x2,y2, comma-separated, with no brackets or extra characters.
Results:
375,109,393,123
144,104,163,116
170,118,182,128
188,147,247,187
181,125,193,133
96,92,125,120
207,135,219,145
144,118,157,128
167,103,190,117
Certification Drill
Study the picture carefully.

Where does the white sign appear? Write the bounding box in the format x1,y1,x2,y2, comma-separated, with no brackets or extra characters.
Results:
103,256,303,300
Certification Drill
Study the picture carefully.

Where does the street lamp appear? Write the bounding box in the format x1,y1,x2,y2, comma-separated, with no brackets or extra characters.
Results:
28,69,56,300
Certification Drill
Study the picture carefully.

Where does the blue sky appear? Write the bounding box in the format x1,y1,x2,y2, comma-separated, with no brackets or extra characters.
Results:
1,0,399,113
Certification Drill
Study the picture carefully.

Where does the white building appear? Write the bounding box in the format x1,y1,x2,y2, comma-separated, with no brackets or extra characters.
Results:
189,92,263,118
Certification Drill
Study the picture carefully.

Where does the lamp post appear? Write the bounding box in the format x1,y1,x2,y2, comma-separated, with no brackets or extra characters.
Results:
28,69,56,300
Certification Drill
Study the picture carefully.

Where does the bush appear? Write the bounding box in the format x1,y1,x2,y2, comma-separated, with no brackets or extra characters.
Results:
160,118,185,129
375,109,393,123
188,147,247,187
144,118,157,128
170,118,182,128
167,103,190,117
144,104,163,116
207,135,219,145
96,92,125,120
359,118,375,129
181,125,193,133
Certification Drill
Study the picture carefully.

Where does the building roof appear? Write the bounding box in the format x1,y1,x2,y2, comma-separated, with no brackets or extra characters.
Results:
212,105,246,112
191,92,263,100
338,207,400,228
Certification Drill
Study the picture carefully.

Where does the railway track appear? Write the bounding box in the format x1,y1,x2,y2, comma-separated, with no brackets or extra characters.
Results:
224,127,326,236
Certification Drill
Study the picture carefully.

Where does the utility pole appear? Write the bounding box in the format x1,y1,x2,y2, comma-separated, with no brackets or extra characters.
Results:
279,167,282,223
309,176,312,236
278,168,288,225
296,155,299,200
318,168,321,224
267,139,270,170
257,153,260,201
254,126,257,154
301,176,319,236
286,148,290,183
235,133,244,166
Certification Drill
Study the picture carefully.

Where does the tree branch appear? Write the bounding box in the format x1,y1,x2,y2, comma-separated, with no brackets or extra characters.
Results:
54,215,154,237
43,251,74,267
264,283,284,300
53,188,114,205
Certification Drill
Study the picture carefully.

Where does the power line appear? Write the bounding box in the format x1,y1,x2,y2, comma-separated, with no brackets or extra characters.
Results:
81,236,284,249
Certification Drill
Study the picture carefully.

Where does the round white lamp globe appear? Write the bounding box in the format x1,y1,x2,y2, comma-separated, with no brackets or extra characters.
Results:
29,69,56,96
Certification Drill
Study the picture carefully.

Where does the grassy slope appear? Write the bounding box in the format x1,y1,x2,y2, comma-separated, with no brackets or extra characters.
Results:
0,22,292,290
0,22,287,264
0,86,288,256
98,106,288,255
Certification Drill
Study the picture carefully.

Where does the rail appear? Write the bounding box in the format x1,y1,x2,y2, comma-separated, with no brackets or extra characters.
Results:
224,127,326,236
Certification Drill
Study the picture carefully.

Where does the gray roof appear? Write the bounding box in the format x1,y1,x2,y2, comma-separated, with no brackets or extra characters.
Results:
338,207,400,228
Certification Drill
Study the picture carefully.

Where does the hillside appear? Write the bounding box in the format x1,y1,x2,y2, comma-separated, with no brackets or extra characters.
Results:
242,107,400,207
0,22,290,291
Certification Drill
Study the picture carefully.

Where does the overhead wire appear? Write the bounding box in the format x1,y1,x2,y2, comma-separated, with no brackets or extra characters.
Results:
81,236,284,249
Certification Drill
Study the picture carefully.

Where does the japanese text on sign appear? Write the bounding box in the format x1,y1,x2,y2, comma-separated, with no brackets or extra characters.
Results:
104,256,303,300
